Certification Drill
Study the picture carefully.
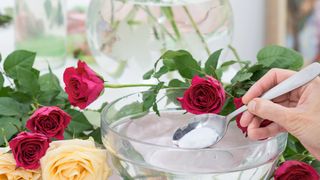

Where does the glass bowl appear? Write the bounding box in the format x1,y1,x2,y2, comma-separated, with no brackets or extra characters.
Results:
101,89,287,179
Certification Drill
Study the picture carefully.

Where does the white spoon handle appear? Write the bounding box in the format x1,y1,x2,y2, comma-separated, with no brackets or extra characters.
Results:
227,63,320,121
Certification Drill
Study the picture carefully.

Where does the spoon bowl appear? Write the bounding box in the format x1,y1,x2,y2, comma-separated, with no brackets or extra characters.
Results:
173,62,320,149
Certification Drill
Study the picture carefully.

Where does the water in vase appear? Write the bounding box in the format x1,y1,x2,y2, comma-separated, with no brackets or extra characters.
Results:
87,0,233,80
103,111,287,180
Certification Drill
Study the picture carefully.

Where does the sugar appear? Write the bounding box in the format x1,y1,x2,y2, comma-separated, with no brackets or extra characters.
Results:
178,127,219,149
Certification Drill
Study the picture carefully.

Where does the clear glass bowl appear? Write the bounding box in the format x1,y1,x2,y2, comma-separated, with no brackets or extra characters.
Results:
87,0,233,81
101,89,287,179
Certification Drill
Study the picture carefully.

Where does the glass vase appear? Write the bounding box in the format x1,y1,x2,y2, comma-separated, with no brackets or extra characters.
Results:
14,0,67,69
87,0,233,81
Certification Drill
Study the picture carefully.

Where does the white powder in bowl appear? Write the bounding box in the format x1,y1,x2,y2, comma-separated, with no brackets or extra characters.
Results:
177,127,219,149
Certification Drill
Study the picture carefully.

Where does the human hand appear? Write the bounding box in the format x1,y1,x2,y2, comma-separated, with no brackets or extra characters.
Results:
240,68,320,160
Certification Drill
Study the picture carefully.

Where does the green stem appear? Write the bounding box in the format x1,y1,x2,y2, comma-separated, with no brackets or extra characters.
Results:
183,6,211,56
161,7,181,39
142,7,177,41
105,83,156,88
228,44,244,68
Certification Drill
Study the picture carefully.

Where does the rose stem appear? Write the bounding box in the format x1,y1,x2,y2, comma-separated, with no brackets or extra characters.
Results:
161,7,181,39
183,6,211,56
141,6,177,41
228,44,244,68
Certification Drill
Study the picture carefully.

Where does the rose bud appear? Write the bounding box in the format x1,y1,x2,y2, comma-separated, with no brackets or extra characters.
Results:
178,75,226,115
26,106,71,140
9,132,50,170
274,160,319,180
233,97,272,136
63,60,104,109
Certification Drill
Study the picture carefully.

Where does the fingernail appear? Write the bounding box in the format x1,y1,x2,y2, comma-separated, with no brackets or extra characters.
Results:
248,101,256,112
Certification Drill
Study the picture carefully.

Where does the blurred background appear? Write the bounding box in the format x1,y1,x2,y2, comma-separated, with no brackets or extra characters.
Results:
1,0,319,107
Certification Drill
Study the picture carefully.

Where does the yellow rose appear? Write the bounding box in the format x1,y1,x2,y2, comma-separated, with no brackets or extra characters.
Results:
0,152,41,180
40,139,111,180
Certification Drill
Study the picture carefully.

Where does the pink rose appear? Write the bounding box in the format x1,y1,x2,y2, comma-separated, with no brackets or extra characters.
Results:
233,97,272,136
274,160,319,180
63,61,104,109
9,132,50,170
178,76,226,114
26,106,71,140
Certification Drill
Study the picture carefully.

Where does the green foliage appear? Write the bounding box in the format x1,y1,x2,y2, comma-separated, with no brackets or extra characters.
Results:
0,97,28,116
0,117,21,146
0,73,3,90
257,45,303,70
204,49,222,76
0,50,99,146
4,50,36,79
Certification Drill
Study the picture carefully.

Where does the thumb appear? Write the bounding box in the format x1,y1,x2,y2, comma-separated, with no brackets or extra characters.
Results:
247,98,296,128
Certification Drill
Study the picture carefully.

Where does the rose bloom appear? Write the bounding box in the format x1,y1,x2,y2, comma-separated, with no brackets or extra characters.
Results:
274,160,319,180
63,61,104,109
0,152,41,180
26,106,71,140
233,97,272,136
9,132,50,170
178,75,226,114
40,139,111,180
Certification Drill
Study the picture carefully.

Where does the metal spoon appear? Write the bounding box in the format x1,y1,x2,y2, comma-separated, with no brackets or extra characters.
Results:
173,62,320,149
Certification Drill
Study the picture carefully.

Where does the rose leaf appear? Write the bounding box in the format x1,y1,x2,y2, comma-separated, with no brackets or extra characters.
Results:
4,50,36,79
88,128,102,144
16,67,40,97
0,97,28,116
0,73,3,91
231,71,253,83
204,49,223,75
219,97,236,116
257,45,303,71
153,66,169,79
0,117,21,146
160,50,202,79
143,69,154,80
311,160,320,173
65,109,94,137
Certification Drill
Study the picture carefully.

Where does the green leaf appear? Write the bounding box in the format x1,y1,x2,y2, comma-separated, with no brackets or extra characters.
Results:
0,97,27,116
4,50,36,79
16,67,40,96
311,160,320,173
257,45,303,71
37,72,61,104
231,71,253,83
143,69,154,80
220,97,236,116
65,109,93,137
168,79,189,88
153,66,169,79
205,49,223,75
8,91,33,103
88,128,102,144
166,88,185,106
163,58,176,71
0,73,3,90
114,102,145,120
142,82,164,113
161,50,202,79
0,117,21,146
39,71,61,91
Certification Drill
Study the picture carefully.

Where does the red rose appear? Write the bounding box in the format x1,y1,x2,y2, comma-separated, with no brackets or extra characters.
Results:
178,75,226,114
63,61,104,109
9,132,50,170
26,106,71,140
275,160,319,180
233,97,272,136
